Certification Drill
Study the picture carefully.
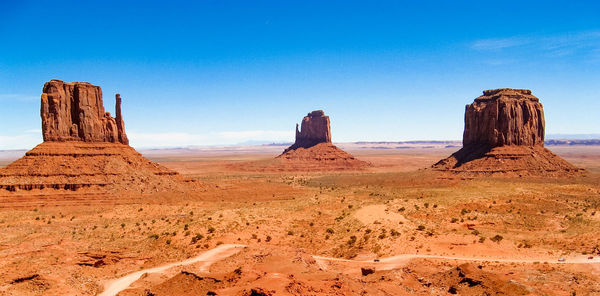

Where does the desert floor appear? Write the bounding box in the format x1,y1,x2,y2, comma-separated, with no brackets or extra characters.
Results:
1,144,599,295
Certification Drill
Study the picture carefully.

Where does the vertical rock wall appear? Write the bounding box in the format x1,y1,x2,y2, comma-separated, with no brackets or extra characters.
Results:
40,79,129,144
285,110,331,151
463,89,545,148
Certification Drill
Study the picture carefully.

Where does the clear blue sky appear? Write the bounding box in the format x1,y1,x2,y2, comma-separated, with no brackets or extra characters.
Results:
1,0,599,149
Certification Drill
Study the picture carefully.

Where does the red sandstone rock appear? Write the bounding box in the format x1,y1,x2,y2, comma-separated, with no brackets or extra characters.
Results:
0,80,192,196
266,110,369,171
41,79,128,144
463,89,544,148
433,89,580,176
284,110,331,152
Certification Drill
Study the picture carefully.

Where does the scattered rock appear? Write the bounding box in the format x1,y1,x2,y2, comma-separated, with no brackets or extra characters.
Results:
361,267,375,276
10,274,39,284
243,288,274,296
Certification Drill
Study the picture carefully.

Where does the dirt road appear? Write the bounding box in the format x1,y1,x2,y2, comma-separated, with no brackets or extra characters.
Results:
313,253,600,271
99,244,599,295
99,244,246,296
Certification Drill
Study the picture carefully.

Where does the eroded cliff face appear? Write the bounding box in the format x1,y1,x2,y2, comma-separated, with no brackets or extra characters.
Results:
41,79,129,145
463,89,545,148
433,89,579,176
0,79,193,195
285,110,331,152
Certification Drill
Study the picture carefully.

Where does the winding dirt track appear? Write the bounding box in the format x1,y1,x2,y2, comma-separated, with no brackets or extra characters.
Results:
99,244,599,295
313,253,600,271
99,244,246,296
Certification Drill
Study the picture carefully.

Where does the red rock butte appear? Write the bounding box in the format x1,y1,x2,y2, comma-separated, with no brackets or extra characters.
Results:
433,88,581,176
0,80,192,199
274,110,368,171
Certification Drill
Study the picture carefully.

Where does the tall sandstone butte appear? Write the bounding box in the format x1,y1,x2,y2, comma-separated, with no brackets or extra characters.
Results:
463,89,544,148
0,80,190,197
284,110,332,152
433,88,580,176
269,110,368,171
41,79,129,144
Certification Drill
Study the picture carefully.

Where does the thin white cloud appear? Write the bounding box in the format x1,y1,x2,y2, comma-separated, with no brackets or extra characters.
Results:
0,94,38,102
127,130,293,148
471,31,600,58
0,134,42,150
214,130,291,140
25,129,42,133
471,37,529,50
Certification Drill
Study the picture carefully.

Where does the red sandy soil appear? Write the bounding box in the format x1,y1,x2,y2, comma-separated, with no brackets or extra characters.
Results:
0,145,599,295
228,143,370,172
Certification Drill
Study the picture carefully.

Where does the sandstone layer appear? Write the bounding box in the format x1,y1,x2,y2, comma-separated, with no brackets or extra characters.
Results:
41,79,129,144
0,142,188,194
284,110,331,152
0,80,191,195
433,88,580,176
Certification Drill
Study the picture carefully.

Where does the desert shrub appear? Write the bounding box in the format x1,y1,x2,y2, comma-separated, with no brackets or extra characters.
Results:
121,223,125,229
424,203,429,208
398,207,405,212
490,235,504,243
348,235,357,245
365,229,372,234
326,228,335,234
149,234,159,239
166,239,171,245
417,225,426,231
390,229,400,236
287,231,294,236
450,218,459,223
266,235,272,242
309,222,314,227
184,224,189,231
471,230,480,236
191,234,203,244
207,227,215,233
479,237,486,243
251,234,257,239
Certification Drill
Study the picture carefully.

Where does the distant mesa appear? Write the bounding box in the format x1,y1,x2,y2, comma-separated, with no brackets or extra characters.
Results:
274,110,369,171
0,79,192,197
433,88,581,176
